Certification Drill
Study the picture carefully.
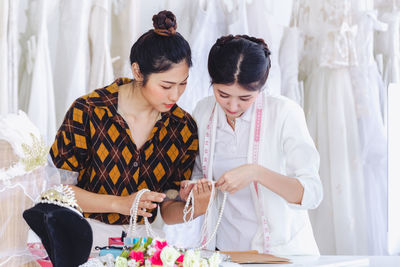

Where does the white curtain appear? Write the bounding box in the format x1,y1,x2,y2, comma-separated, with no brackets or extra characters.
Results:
52,0,92,128
19,0,57,145
0,0,18,116
0,0,9,116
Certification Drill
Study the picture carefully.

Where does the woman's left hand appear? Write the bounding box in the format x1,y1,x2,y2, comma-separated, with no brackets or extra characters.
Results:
215,164,259,194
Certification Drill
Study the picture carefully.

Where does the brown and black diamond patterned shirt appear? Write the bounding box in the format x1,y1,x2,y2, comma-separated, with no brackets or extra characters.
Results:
50,78,198,225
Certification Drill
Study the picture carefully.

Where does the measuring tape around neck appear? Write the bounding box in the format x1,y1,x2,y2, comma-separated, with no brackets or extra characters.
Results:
202,93,271,253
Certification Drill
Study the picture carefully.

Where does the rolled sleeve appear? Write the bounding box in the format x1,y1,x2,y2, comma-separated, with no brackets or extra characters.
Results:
281,103,323,210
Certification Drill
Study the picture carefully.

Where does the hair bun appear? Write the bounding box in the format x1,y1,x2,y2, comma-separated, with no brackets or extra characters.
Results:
152,10,177,36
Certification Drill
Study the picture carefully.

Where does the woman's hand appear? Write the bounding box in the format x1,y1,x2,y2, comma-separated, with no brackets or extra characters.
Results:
114,191,166,217
215,164,259,194
193,179,213,216
179,180,195,201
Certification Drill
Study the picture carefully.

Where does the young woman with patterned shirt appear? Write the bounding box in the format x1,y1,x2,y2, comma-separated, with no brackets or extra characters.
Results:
50,10,209,247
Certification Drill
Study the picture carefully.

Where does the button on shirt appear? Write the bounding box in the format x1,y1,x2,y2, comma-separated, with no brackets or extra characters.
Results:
213,104,258,251
50,78,198,225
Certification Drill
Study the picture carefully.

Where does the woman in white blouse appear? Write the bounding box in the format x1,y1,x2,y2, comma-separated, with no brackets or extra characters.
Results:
189,35,323,255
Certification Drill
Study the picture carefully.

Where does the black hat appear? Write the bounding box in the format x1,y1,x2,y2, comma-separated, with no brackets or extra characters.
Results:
23,203,93,267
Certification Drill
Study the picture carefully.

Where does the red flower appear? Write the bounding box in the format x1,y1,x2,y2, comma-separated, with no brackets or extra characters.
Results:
176,254,184,263
154,240,168,251
149,250,163,266
130,250,144,264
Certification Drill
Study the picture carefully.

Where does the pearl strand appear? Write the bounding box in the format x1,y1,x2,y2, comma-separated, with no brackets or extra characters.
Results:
198,191,227,250
182,182,228,250
183,190,194,223
128,189,158,238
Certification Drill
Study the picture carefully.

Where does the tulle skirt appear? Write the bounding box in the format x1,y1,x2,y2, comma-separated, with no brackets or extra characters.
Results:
304,67,368,255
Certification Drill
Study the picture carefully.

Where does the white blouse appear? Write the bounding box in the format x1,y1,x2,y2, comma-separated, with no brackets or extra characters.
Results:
212,104,258,251
191,92,322,255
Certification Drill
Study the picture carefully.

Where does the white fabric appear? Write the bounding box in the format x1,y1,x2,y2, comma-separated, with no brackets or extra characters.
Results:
110,0,141,78
88,0,114,91
52,0,92,127
177,0,227,113
0,0,10,116
212,104,258,251
0,110,47,266
18,0,57,145
350,7,388,255
376,10,400,86
0,110,45,191
191,92,322,255
299,0,369,255
164,0,199,41
304,68,368,255
0,0,18,116
246,0,292,96
223,0,249,35
7,1,18,115
279,26,303,107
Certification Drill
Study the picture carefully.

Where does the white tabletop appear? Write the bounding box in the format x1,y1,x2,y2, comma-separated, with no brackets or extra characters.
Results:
225,255,400,267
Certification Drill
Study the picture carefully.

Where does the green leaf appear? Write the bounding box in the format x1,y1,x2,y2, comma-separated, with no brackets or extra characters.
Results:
144,237,153,249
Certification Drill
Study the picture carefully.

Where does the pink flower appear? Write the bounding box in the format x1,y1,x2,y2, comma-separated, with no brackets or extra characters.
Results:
176,254,184,263
130,250,144,264
155,240,168,251
149,250,163,266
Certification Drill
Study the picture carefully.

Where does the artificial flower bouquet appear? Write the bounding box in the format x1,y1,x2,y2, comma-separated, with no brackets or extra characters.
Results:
85,237,222,267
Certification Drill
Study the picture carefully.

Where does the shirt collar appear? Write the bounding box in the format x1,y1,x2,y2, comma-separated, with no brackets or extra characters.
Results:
216,101,254,129
85,78,185,123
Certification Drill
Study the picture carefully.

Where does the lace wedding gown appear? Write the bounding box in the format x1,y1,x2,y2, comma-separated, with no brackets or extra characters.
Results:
299,0,368,255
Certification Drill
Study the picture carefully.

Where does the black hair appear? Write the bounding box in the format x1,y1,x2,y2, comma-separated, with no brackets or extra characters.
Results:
129,10,192,85
208,34,271,91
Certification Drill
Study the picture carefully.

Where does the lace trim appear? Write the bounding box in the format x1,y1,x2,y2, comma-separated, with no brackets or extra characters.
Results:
1,133,47,181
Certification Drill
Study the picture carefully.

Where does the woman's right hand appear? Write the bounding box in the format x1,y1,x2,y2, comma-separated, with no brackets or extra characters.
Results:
114,191,166,217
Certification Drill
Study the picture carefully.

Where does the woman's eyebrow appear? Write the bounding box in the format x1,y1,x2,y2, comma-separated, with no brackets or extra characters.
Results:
161,75,189,84
217,89,230,95
217,89,252,97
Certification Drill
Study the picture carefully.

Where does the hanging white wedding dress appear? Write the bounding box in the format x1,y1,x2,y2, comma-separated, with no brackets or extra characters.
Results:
164,0,199,41
376,6,400,86
350,3,388,254
111,0,144,78
246,0,293,96
52,0,92,127
0,0,9,115
88,0,114,90
177,0,227,113
300,0,368,255
0,0,18,116
279,0,303,106
223,0,249,35
18,0,57,145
